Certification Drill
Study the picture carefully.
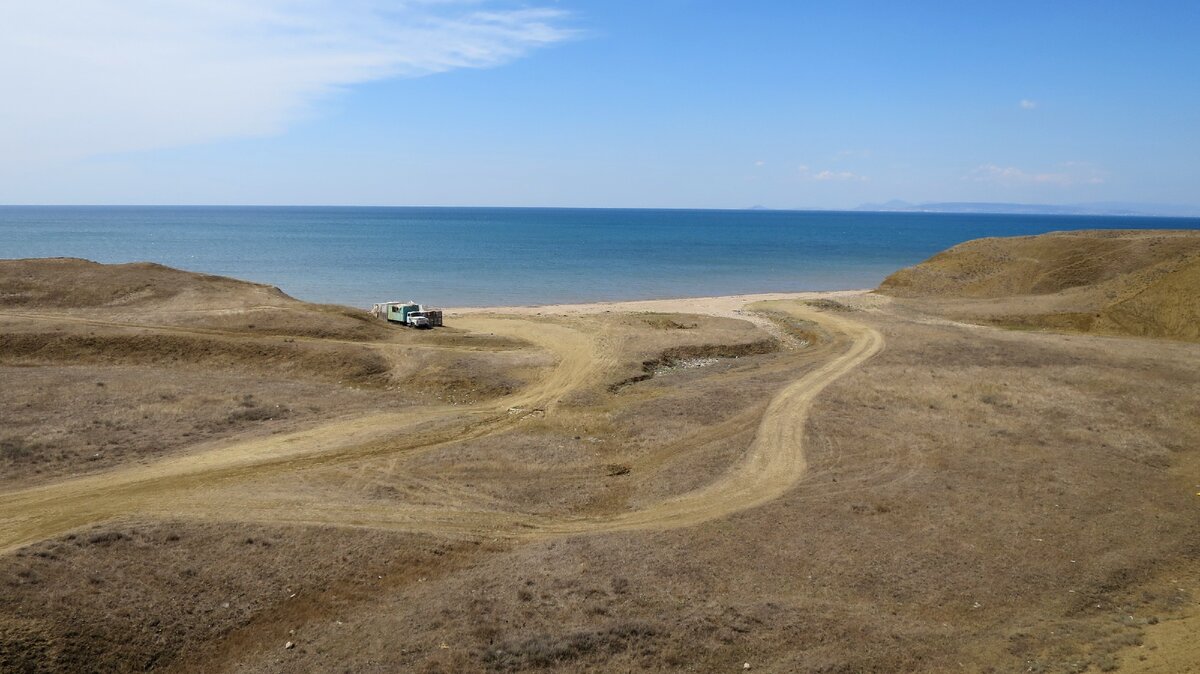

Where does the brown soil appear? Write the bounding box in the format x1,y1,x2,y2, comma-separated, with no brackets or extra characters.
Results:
0,364,381,486
878,229,1200,341
0,257,392,340
0,250,1197,673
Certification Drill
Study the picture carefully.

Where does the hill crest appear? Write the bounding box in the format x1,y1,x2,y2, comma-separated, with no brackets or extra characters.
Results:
878,229,1200,341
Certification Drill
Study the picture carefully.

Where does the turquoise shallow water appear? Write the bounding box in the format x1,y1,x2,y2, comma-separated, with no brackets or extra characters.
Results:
1,206,1196,308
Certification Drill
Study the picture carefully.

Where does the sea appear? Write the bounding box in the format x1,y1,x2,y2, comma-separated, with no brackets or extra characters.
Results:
1,206,1197,308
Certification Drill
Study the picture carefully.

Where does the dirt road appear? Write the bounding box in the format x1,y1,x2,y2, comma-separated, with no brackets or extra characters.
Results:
0,300,881,551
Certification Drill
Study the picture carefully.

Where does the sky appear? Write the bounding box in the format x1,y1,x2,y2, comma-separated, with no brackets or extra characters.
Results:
1,1,1198,210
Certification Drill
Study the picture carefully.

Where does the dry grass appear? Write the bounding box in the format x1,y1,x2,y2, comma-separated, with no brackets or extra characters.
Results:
1,256,1198,672
0,364,389,485
0,327,392,384
0,257,393,340
879,229,1200,341
0,521,478,673
263,312,1197,674
0,261,551,484
195,312,1195,673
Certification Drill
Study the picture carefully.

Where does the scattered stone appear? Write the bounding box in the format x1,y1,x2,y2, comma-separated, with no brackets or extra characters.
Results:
285,641,294,650
653,356,720,374
605,463,631,477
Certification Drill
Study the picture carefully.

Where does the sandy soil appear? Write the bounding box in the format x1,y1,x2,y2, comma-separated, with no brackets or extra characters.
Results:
0,298,876,551
1,256,1197,673
449,289,873,316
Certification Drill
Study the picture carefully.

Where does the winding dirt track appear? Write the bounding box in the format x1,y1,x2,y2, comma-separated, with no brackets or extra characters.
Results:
0,304,881,552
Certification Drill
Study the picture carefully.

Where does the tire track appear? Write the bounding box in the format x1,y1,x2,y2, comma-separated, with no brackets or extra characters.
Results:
0,304,881,551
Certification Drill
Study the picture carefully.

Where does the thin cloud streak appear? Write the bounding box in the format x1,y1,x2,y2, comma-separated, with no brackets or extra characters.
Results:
0,1,575,163
967,162,1106,187
798,165,868,182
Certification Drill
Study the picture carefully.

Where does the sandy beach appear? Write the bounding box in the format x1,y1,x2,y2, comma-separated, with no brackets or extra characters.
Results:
448,289,874,317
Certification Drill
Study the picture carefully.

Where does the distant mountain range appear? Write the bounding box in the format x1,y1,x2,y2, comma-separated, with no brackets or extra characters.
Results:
853,200,1200,218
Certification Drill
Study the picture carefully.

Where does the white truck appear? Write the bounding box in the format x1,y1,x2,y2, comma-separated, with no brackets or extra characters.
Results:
372,302,442,328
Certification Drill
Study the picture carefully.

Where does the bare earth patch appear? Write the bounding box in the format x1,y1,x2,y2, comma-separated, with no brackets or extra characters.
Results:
0,253,1197,672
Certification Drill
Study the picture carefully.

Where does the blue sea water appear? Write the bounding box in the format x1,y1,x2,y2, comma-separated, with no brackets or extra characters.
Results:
0,206,1197,308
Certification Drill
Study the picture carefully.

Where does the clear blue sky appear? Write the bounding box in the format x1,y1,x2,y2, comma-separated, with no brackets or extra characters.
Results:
1,1,1197,209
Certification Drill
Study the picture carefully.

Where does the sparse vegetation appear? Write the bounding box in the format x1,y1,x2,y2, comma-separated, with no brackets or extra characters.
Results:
0,251,1197,672
608,338,777,391
879,229,1200,341
0,436,39,462
803,298,857,312
751,305,827,345
638,313,697,330
482,623,660,670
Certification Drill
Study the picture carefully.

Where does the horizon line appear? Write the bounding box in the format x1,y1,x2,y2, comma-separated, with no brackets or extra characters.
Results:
2,203,1199,219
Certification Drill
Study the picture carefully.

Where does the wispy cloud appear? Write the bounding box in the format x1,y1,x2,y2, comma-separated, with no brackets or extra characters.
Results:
813,170,865,181
799,165,867,182
1019,99,1038,109
967,162,1105,186
0,1,575,162
834,148,872,160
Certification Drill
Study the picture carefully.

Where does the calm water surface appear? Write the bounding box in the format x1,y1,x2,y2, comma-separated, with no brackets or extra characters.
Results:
1,206,1196,308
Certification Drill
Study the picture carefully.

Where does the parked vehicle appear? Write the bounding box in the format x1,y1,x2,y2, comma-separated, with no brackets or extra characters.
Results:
370,301,443,328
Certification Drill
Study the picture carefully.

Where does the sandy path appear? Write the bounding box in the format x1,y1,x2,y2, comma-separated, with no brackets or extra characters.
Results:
0,293,881,551
0,315,604,553
191,303,883,538
533,307,883,534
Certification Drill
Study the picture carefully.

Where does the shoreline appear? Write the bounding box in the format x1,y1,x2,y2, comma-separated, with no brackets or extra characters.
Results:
446,288,876,318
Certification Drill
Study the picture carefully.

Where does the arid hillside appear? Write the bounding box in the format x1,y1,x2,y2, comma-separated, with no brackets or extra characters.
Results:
878,229,1200,341
1,257,1197,673
0,257,292,309
0,258,390,340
